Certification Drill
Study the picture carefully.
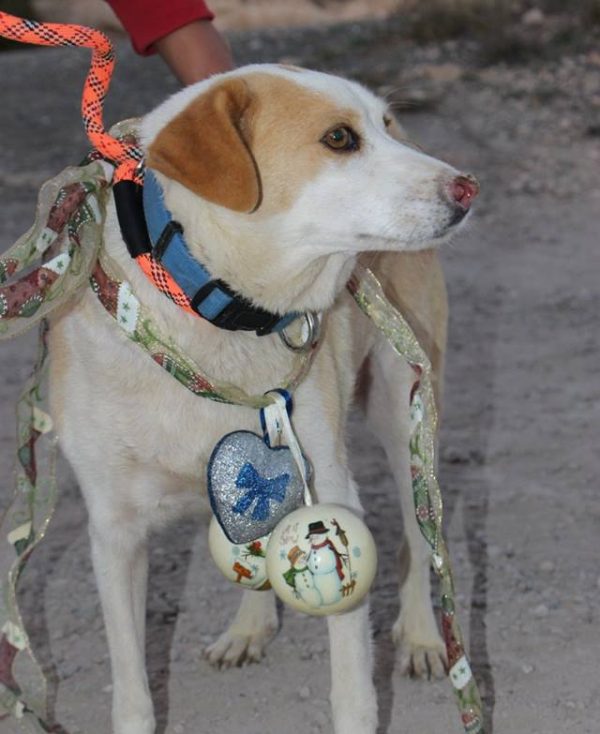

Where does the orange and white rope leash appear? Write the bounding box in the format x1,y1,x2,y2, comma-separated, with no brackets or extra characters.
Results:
0,11,143,184
0,10,201,316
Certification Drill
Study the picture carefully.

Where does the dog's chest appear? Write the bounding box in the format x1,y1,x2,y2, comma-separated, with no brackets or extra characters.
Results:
49,291,347,482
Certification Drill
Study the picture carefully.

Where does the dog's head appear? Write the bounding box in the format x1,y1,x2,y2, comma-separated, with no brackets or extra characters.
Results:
141,65,478,314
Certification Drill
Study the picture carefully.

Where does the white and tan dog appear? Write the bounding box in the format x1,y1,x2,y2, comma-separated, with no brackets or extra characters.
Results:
48,64,477,734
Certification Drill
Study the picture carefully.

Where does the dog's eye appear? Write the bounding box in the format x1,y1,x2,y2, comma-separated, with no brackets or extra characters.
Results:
321,126,359,152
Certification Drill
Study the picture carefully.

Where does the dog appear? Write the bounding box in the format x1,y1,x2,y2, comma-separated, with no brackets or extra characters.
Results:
48,64,477,734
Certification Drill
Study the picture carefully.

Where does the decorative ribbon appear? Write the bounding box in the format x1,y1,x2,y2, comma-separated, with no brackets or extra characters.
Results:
349,265,485,733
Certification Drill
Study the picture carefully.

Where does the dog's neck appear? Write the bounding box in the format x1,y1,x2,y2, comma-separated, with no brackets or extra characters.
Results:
132,170,299,336
103,199,315,396
159,176,358,318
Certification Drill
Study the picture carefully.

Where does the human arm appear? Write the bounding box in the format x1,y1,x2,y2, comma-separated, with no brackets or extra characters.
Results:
106,0,234,84
153,19,234,85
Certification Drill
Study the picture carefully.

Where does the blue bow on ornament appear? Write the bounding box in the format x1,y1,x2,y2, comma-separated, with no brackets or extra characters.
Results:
208,430,305,543
232,462,290,521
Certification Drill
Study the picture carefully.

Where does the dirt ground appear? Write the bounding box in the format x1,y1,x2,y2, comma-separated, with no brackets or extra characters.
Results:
31,0,401,32
1,12,599,734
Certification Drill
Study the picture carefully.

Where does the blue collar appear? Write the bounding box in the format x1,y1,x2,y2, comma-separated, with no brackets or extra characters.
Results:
113,169,298,336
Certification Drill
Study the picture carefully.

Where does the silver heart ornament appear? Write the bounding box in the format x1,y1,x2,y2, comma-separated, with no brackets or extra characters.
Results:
207,430,306,544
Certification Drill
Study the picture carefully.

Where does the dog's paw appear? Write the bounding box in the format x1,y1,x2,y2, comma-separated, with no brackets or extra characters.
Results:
204,620,278,668
392,615,447,680
398,640,447,680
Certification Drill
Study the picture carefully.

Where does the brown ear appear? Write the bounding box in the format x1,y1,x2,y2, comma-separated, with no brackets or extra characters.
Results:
146,78,261,213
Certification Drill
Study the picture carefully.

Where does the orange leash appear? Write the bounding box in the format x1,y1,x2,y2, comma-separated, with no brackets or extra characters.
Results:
0,11,142,184
0,11,199,313
134,251,199,317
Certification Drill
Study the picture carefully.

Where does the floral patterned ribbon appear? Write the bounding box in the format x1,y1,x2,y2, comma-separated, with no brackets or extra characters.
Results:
0,155,483,733
349,266,485,733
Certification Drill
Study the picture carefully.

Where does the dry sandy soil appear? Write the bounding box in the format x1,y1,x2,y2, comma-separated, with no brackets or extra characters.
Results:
31,0,401,32
1,11,599,734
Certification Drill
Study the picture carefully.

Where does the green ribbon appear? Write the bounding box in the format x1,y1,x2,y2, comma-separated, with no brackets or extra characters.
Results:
349,265,485,733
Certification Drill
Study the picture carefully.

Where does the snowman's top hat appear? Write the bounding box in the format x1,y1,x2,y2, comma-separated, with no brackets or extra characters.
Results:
306,521,329,538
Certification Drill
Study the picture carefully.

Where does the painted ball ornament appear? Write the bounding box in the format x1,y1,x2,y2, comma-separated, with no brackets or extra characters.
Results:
208,516,271,590
265,504,377,616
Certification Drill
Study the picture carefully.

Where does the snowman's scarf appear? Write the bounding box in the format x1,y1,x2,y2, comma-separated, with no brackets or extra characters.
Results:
0,161,484,734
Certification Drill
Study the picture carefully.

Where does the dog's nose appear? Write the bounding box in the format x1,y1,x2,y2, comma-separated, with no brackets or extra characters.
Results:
450,174,479,210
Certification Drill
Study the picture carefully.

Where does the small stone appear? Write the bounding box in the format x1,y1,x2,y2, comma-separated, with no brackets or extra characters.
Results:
102,684,113,694
521,663,534,674
521,8,545,26
422,63,463,84
173,724,185,734
311,709,330,728
530,603,549,618
278,56,303,67
442,446,470,464
310,642,326,656
587,51,600,67
299,685,311,700
539,560,555,573
60,662,82,680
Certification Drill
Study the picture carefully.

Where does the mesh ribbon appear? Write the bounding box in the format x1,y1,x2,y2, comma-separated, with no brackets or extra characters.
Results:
349,265,485,734
0,161,107,732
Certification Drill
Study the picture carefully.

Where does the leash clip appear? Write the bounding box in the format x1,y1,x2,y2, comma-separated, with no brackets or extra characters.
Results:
279,311,321,352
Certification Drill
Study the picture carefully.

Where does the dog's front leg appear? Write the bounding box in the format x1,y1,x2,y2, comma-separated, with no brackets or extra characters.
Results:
301,428,378,733
367,344,446,679
321,478,377,734
328,602,377,733
89,518,154,734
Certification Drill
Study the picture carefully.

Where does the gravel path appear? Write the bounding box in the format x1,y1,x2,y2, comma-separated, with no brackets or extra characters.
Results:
1,17,599,734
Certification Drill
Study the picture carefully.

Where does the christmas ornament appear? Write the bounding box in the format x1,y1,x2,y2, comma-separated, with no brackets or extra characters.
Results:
208,517,271,590
266,504,377,616
207,430,306,544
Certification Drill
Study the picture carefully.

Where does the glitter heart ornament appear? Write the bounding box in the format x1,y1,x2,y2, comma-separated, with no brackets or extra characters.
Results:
208,430,306,544
266,504,377,616
208,517,271,590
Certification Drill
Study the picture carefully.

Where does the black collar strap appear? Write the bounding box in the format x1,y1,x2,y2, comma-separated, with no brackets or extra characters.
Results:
112,170,299,336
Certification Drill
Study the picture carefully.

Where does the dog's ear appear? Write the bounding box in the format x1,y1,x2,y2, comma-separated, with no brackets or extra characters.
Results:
147,78,261,213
